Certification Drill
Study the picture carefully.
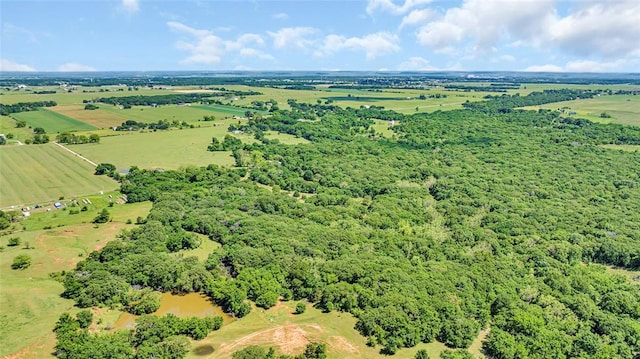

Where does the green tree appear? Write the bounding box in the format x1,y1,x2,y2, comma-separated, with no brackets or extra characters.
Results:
88,134,100,143
95,163,116,176
76,310,93,329
295,302,306,314
11,254,32,270
8,237,20,246
415,349,430,359
232,345,266,359
93,209,111,224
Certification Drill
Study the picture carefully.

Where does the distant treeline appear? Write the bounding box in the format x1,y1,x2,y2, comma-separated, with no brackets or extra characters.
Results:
444,83,521,92
463,89,598,113
114,119,190,131
0,100,57,115
89,90,260,107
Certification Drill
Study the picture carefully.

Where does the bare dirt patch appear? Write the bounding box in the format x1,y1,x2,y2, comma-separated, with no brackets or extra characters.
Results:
214,323,323,357
327,335,359,354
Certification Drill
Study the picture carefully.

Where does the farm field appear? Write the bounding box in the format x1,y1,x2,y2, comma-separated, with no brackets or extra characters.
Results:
11,108,98,133
0,115,32,143
98,103,250,124
49,105,127,129
67,126,237,171
0,143,117,208
0,200,151,358
521,94,640,126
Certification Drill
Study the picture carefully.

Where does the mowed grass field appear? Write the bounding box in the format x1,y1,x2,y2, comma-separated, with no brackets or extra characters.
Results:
68,125,238,171
97,104,250,125
11,108,98,133
49,105,128,129
0,143,117,208
190,300,485,359
68,125,308,172
521,94,640,126
0,201,151,358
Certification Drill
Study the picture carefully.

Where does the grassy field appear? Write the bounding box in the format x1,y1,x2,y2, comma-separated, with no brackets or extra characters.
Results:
0,200,150,358
190,300,484,359
11,109,98,133
0,115,33,143
67,126,237,171
68,126,307,172
97,104,250,125
193,103,267,117
0,143,118,208
521,94,640,126
600,144,640,152
49,105,128,129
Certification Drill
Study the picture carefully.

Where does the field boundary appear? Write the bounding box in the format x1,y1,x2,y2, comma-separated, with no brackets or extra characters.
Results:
54,142,98,167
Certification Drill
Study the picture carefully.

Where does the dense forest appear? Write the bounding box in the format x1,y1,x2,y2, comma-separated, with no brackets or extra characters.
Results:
57,90,640,358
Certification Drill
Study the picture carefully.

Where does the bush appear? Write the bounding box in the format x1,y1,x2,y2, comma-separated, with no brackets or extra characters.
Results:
8,237,20,246
11,254,32,270
295,302,306,314
76,310,93,328
93,209,111,224
95,163,116,176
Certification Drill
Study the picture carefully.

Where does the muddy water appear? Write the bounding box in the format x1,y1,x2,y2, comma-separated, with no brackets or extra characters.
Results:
112,292,233,330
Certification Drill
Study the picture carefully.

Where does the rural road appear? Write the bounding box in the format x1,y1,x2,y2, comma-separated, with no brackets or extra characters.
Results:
54,142,98,167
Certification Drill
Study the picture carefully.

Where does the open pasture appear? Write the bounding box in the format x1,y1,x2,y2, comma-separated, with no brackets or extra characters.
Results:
521,94,640,126
98,103,248,124
0,115,33,143
0,211,149,358
11,108,98,133
49,105,127,129
190,301,484,359
0,143,117,208
68,126,237,171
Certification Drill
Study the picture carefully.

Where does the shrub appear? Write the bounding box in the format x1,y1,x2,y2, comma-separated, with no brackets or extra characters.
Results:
11,254,32,270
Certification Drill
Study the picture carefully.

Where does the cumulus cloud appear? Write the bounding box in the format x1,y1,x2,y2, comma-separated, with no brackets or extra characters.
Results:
0,59,36,71
57,63,96,72
366,0,432,15
414,0,640,63
121,0,139,14
168,22,273,64
320,32,400,59
268,27,317,49
400,9,435,29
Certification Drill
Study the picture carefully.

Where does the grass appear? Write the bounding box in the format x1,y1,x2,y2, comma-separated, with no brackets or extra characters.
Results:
520,94,640,126
190,301,485,359
67,126,237,172
0,143,118,208
11,109,98,133
600,144,640,152
0,115,33,143
0,218,147,358
67,125,307,172
98,104,247,125
192,103,266,117
604,265,640,285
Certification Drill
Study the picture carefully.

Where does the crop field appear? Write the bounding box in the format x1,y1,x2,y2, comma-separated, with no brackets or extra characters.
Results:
521,94,640,126
0,200,151,358
11,108,98,133
189,301,484,359
0,143,117,208
49,105,128,129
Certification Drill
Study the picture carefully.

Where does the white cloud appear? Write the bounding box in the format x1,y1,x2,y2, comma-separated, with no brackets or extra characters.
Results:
0,59,36,71
57,63,96,72
2,23,38,42
366,0,432,15
268,27,317,49
239,48,274,60
168,22,273,65
400,9,435,28
121,0,139,14
169,22,225,63
414,0,640,64
320,32,400,59
272,12,288,20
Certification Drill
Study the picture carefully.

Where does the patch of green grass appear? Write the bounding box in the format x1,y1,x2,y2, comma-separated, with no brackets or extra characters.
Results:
521,94,640,126
67,125,239,172
604,265,640,285
191,301,484,359
0,115,32,143
193,103,266,116
176,235,221,261
0,143,118,208
98,104,244,124
11,109,98,133
0,220,144,357
600,144,640,152
20,194,152,232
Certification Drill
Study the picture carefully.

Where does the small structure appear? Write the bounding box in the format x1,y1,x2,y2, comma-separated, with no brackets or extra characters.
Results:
54,202,63,209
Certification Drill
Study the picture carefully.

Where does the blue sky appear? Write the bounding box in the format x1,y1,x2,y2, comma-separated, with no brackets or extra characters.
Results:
1,0,639,72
